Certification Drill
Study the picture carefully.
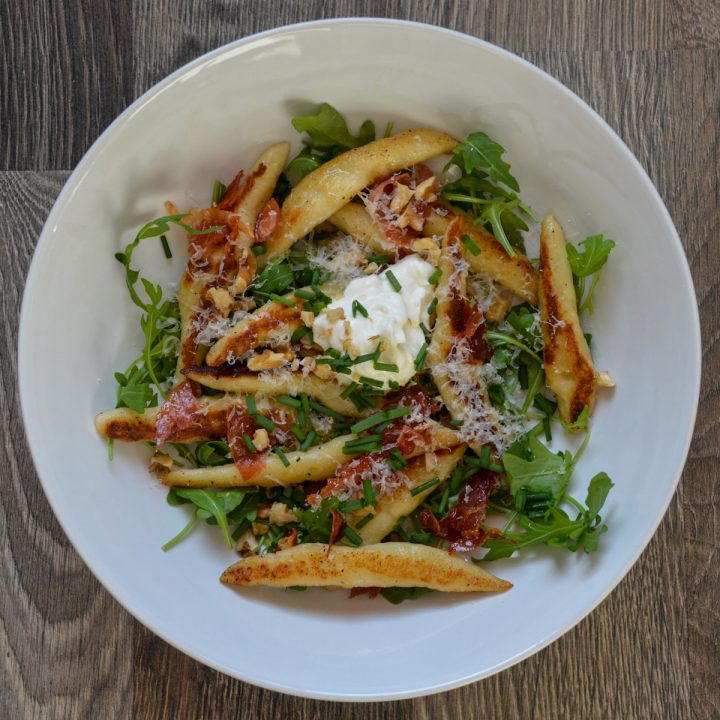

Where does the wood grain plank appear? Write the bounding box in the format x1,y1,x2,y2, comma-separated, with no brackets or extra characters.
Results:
130,0,719,98
672,51,720,720
0,1,134,171
0,172,134,720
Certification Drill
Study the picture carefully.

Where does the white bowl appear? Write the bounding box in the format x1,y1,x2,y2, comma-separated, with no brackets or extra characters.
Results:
19,19,700,701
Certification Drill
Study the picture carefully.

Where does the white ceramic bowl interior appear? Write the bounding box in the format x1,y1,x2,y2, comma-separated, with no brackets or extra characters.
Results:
19,19,700,701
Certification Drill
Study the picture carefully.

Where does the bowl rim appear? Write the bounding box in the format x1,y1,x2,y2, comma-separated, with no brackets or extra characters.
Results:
18,16,702,702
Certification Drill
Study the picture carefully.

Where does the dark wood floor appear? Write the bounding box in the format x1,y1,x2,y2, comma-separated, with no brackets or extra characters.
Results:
1,2,718,718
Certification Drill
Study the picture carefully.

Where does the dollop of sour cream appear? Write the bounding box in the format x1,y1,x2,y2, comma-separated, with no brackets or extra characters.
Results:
313,254,435,388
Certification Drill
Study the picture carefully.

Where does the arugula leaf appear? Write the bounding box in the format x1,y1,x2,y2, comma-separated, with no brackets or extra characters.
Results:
483,469,614,560
379,587,435,604
561,405,590,432
445,132,519,192
502,435,572,500
585,472,614,519
298,497,341,543
115,367,156,412
292,103,375,151
285,147,325,180
566,235,615,277
251,260,294,297
166,488,240,548
566,234,615,315
441,132,533,256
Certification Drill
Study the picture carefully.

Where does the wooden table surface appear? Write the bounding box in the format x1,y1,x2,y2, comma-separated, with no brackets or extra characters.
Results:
2,2,718,718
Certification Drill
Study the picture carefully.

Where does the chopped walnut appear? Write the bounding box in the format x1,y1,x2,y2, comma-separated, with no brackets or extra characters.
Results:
235,529,259,557
247,349,290,371
149,452,173,474
300,310,315,327
389,183,414,213
485,292,513,324
397,202,425,231
251,522,269,536
363,262,379,275
268,502,298,526
326,307,346,323
206,286,233,317
276,529,299,551
312,362,335,380
414,176,437,202
252,428,270,452
411,237,441,265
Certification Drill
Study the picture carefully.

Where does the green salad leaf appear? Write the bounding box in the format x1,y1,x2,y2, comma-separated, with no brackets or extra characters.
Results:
566,234,615,315
292,102,376,150
502,435,573,500
442,132,534,256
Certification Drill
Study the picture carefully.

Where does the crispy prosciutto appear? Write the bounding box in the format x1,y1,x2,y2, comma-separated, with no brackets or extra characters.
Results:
226,405,266,480
254,198,281,245
155,381,226,446
366,165,436,249
421,470,499,552
310,385,438,504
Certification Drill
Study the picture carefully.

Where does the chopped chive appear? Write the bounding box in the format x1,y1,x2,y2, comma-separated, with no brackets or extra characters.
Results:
359,376,384,388
478,446,491,468
488,462,504,473
450,466,464,493
543,415,552,442
389,380,400,390
368,254,392,264
352,299,369,318
159,234,172,258
340,382,359,399
385,270,402,292
387,449,408,470
383,121,394,138
294,288,315,300
438,485,451,514
373,362,399,373
211,180,226,205
291,325,312,342
427,296,438,316
299,430,317,451
290,425,306,443
309,400,345,421
251,244,267,256
461,234,481,256
411,477,440,496
340,499,366,513
270,293,295,308
242,434,258,453
300,393,311,414
354,347,381,364
449,418,464,427
277,395,302,409
363,477,376,505
343,435,382,454
414,343,428,371
419,322,430,335
355,513,374,529
385,406,412,421
274,447,290,467
246,394,257,415
342,526,363,546
311,285,331,303
428,268,442,285
254,414,276,432
351,412,390,434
